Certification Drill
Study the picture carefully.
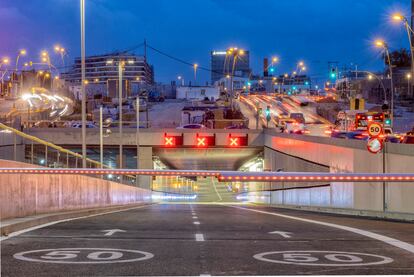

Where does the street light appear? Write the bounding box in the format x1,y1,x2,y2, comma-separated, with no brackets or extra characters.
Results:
193,63,198,84
226,47,245,109
392,13,414,95
407,73,412,97
16,49,27,71
80,0,87,168
54,44,66,66
177,75,184,86
374,39,394,126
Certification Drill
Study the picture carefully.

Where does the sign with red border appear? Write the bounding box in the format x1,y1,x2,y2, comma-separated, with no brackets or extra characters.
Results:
367,138,383,154
367,122,383,138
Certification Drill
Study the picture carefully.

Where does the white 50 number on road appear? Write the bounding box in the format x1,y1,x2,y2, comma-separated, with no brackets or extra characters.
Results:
253,251,393,266
14,248,154,264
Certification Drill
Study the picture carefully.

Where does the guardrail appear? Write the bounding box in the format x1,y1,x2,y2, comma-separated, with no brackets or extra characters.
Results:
0,123,137,184
1,168,414,183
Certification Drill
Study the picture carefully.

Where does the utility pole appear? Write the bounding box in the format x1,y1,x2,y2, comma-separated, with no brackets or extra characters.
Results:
80,0,87,168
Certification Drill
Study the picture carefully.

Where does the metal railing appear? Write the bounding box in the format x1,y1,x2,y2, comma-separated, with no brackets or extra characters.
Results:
0,122,138,185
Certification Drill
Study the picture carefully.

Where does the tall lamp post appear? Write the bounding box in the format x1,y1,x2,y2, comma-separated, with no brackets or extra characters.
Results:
226,47,244,109
375,40,394,127
80,0,87,168
193,63,198,85
392,13,414,80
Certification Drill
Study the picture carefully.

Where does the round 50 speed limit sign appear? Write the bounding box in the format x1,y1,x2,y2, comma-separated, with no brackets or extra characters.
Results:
367,122,383,137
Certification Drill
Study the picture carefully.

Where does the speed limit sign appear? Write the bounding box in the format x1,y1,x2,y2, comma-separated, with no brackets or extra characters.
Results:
367,122,383,137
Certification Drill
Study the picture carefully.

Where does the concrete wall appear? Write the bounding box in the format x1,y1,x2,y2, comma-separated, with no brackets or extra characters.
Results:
0,160,151,220
255,130,414,219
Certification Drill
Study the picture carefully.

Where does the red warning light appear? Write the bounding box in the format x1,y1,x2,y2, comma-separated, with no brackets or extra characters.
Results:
196,134,215,147
197,137,206,147
164,133,183,147
228,134,248,147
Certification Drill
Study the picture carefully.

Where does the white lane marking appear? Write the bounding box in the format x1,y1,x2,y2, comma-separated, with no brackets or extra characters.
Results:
192,216,198,219
101,229,126,236
195,234,205,242
268,231,293,238
228,205,414,255
193,221,200,225
211,177,223,201
0,205,155,242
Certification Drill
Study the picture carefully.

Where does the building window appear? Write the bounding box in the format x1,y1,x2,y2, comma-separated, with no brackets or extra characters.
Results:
201,89,206,96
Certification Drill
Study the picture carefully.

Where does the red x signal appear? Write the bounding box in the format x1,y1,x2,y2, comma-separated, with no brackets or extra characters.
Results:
197,137,206,147
229,137,239,146
165,137,174,146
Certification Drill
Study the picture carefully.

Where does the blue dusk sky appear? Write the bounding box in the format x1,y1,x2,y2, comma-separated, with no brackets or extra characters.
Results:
0,0,411,84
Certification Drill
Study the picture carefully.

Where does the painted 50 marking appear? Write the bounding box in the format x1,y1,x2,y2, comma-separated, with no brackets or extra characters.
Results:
253,251,393,266
14,248,154,264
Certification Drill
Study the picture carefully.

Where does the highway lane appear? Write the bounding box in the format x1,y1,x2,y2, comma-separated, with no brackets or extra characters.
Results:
2,204,414,276
239,95,332,136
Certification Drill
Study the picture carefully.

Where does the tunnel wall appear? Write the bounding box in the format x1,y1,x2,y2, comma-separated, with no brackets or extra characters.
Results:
0,160,152,220
250,131,414,220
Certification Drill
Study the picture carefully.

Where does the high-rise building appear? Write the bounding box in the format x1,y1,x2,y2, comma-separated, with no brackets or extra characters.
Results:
210,50,251,84
62,52,154,85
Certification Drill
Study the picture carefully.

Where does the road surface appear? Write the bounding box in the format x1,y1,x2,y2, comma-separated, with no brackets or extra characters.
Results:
2,204,414,276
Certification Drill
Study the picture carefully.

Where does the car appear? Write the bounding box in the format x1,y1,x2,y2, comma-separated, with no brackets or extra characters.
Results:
71,122,97,128
402,135,414,144
284,122,306,134
345,131,369,141
289,113,305,124
176,124,206,129
329,129,349,139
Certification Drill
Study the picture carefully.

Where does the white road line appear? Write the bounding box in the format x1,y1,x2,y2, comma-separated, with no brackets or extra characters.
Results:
192,216,198,219
228,205,414,255
211,177,223,201
195,233,205,242
0,204,155,242
193,221,200,225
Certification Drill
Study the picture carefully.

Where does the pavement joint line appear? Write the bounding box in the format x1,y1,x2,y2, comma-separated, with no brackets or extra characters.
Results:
227,205,414,255
195,233,205,242
0,204,157,242
193,221,200,225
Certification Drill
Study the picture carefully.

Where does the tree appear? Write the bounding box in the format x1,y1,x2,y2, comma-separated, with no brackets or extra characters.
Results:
385,48,411,68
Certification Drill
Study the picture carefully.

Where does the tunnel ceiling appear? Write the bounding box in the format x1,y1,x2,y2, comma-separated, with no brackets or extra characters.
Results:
153,147,263,171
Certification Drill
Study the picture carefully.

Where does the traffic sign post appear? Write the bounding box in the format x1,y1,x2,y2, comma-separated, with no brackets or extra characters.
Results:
366,122,384,154
367,122,383,138
367,138,383,154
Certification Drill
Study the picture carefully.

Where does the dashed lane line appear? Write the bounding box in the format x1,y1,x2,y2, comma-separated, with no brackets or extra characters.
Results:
193,221,201,225
195,234,205,242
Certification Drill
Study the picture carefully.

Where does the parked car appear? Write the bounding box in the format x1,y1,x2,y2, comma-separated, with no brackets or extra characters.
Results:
402,135,414,144
284,122,306,134
176,124,206,129
345,131,369,141
71,122,97,128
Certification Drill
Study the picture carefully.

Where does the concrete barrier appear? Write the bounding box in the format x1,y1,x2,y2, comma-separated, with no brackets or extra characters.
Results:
256,130,414,220
0,160,152,220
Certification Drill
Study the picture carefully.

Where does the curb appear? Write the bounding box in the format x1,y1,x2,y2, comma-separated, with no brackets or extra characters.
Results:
1,203,154,236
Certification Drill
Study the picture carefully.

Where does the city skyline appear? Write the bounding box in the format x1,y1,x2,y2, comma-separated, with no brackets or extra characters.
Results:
0,0,411,83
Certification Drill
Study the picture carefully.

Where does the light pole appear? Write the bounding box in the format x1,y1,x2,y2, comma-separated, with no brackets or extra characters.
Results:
80,0,87,168
193,63,198,85
226,47,244,109
375,40,394,127
136,96,140,186
177,75,184,86
407,73,412,97
15,49,26,72
392,13,414,81
54,45,67,66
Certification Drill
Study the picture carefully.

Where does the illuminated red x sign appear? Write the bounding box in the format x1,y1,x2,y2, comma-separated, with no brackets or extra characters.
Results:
197,137,206,147
229,137,239,146
165,137,174,146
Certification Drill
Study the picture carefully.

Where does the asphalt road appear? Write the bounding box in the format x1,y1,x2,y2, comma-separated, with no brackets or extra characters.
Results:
2,204,414,276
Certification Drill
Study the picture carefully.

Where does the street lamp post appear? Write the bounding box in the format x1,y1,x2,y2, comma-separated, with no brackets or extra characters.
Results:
407,73,412,97
193,64,198,85
136,96,140,186
375,40,394,127
80,0,87,168
226,47,244,109
392,14,414,82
